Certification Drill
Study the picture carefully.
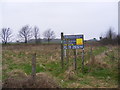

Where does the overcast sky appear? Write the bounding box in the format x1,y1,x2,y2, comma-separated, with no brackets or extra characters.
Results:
0,0,118,42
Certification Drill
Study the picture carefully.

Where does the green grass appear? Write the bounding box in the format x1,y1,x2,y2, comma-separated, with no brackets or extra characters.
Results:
89,67,118,85
3,63,45,79
18,52,25,58
79,80,90,85
90,68,112,79
2,45,118,88
77,73,84,78
45,61,67,78
3,60,67,80
92,46,108,55
82,46,108,64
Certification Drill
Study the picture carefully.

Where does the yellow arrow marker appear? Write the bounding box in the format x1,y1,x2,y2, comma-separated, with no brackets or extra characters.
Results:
76,38,83,45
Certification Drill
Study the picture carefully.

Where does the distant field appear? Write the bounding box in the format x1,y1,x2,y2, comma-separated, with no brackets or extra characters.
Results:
2,44,119,88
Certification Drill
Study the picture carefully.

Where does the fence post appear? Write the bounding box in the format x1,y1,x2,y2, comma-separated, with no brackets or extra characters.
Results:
66,39,69,64
64,49,66,57
76,49,78,55
61,32,64,69
90,46,93,58
82,48,84,72
32,53,36,80
90,45,95,65
74,49,77,70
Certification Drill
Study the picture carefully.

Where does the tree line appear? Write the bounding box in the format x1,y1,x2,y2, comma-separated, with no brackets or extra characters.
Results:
99,27,119,45
0,25,56,44
1,25,119,45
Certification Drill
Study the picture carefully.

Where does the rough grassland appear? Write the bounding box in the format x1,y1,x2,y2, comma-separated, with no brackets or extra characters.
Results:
2,44,118,88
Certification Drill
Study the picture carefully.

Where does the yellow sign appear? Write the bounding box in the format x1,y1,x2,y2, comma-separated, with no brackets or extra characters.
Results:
76,38,83,45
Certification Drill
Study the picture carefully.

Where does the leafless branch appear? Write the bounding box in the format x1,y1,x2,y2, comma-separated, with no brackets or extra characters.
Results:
0,28,12,44
43,29,55,43
19,25,32,43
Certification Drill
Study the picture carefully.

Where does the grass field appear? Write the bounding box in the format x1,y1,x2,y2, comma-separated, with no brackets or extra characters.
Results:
2,44,119,88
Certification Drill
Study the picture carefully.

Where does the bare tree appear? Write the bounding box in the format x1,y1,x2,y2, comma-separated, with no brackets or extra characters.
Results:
106,27,116,39
1,28,12,44
43,29,55,43
100,27,117,45
19,25,32,43
117,34,120,45
33,26,40,44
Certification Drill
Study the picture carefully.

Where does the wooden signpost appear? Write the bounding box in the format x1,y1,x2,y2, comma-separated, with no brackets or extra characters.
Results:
61,32,84,71
61,32,64,69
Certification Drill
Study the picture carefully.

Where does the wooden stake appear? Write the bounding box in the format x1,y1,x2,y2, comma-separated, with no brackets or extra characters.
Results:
90,46,93,58
74,49,77,70
82,48,84,72
64,49,66,57
66,39,69,64
76,49,78,55
81,35,84,72
61,32,64,69
32,53,36,80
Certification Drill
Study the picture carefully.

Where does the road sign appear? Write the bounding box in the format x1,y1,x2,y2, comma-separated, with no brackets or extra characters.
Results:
63,35,84,49
61,33,84,71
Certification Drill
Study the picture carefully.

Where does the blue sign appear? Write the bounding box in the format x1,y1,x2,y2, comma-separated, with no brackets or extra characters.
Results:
64,35,83,39
64,45,84,49
63,35,84,49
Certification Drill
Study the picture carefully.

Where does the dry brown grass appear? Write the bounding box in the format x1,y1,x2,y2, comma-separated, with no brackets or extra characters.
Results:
8,69,27,79
3,70,60,88
2,44,61,65
85,50,110,69
64,66,77,80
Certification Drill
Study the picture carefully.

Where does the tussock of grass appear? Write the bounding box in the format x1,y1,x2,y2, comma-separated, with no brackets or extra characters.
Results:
3,72,60,88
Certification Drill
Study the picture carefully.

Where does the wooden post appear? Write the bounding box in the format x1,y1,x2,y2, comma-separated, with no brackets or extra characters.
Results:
64,49,66,57
74,49,77,70
76,49,78,55
90,46,92,62
82,48,84,72
66,39,69,64
32,53,36,80
90,43,94,65
61,32,64,69
88,43,93,72
90,46,92,57
90,39,93,60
